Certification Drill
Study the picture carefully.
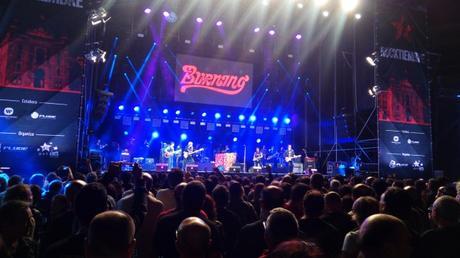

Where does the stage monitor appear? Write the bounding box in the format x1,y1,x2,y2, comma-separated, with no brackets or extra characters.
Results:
174,54,253,108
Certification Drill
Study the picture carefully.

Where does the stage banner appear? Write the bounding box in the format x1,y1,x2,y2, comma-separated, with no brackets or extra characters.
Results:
376,1,432,178
0,0,86,174
174,54,253,108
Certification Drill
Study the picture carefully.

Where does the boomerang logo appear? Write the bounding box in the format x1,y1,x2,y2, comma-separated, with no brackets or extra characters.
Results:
180,65,250,95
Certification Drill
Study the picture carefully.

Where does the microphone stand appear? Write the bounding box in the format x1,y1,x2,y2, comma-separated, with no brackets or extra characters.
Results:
243,145,247,173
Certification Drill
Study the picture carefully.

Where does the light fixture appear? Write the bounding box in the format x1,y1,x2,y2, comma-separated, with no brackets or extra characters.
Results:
268,30,276,36
315,0,329,7
355,13,362,20
341,0,359,12
296,34,302,40
366,52,378,66
90,8,110,26
85,48,106,63
196,17,203,23
322,10,330,17
368,85,381,98
216,20,223,26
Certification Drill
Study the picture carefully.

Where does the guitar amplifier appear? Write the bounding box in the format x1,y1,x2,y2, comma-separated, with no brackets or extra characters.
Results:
155,163,168,172
293,163,304,174
229,166,241,173
252,167,262,174
143,158,155,171
185,164,198,173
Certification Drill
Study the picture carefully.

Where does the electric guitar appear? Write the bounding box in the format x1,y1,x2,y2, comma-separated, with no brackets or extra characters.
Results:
266,152,279,161
285,155,301,162
164,150,181,158
183,148,204,159
253,153,264,162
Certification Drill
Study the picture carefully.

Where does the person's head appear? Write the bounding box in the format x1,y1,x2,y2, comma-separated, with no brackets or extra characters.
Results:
75,182,108,227
256,147,260,152
176,217,211,258
30,185,42,206
182,181,206,212
7,175,23,187
330,179,341,191
303,190,324,218
212,185,229,208
29,173,45,188
174,182,187,210
351,196,379,226
310,173,323,190
168,169,184,189
260,185,284,217
86,211,136,258
352,184,375,201
359,214,411,258
203,195,217,221
50,195,69,218
187,141,193,147
142,172,153,192
229,181,244,200
0,201,35,243
0,174,8,192
170,141,175,147
264,208,299,250
4,184,33,204
267,240,316,258
48,179,63,195
289,183,309,204
324,191,342,213
380,187,411,219
288,145,292,150
64,180,87,209
431,196,460,228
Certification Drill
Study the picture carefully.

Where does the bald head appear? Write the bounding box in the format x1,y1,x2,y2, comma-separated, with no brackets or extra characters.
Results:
432,196,460,228
65,180,86,208
261,185,284,211
86,211,136,258
176,217,211,258
359,214,411,258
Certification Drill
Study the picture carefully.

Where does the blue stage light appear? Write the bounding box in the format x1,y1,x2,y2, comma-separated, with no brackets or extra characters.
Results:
283,117,291,125
123,131,129,136
272,117,279,124
233,137,238,142
256,138,261,143
214,113,221,119
202,112,207,117
133,106,140,113
263,117,268,121
147,108,152,112
238,114,245,121
180,133,188,141
118,105,125,111
208,136,213,141
249,115,256,122
227,114,231,119
152,131,159,139
175,110,181,115
163,109,169,114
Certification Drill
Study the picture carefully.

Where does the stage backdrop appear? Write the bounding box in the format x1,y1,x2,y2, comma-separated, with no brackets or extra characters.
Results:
0,0,85,174
174,54,253,108
376,1,432,178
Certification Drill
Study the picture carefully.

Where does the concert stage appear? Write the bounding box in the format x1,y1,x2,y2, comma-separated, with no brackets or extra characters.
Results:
0,0,433,179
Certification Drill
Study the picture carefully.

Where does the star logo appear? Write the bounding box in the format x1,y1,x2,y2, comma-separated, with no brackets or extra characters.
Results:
40,142,52,152
392,16,413,42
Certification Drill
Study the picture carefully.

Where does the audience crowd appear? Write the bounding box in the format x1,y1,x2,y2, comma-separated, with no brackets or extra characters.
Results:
1,162,460,258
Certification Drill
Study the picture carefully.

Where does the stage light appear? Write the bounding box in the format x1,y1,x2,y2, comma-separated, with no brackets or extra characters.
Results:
133,106,140,113
341,0,359,12
147,108,152,112
202,112,207,117
175,110,181,115
322,10,330,17
368,85,381,98
239,114,246,121
162,11,170,17
355,13,362,20
166,11,178,23
315,0,328,7
296,34,302,40
262,0,269,6
123,131,129,136
118,105,125,111
144,8,152,14
263,117,268,121
254,27,260,33
196,17,203,23
216,20,223,26
233,137,238,142
272,117,279,124
152,131,159,139
249,115,257,122
85,48,106,63
180,133,188,141
208,136,213,141
215,113,221,119
297,3,304,9
256,138,262,144
283,117,291,125
162,109,169,114
90,7,110,26
268,30,276,36
366,56,377,66
227,114,232,119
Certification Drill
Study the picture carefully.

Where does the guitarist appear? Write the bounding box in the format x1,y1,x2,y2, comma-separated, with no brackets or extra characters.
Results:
164,141,176,170
184,141,196,166
253,147,264,168
284,144,297,171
